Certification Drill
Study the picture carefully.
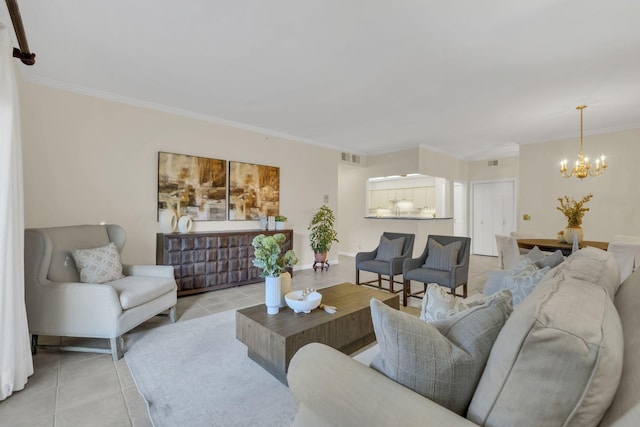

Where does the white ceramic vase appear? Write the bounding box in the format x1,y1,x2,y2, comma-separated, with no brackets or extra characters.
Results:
259,216,268,230
178,215,193,233
159,208,177,233
267,216,276,231
275,221,285,230
564,226,584,244
265,275,282,314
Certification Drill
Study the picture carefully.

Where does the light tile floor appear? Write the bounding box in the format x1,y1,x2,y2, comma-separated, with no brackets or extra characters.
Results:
0,254,498,427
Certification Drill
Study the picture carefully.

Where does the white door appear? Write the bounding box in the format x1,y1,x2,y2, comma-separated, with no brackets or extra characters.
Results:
472,180,516,256
453,181,467,237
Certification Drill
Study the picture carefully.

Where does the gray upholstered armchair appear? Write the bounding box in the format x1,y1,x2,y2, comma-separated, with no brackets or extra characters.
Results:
355,232,415,295
24,224,177,361
402,235,471,306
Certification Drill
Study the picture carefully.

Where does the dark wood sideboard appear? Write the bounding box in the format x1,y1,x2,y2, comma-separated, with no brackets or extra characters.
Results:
156,229,293,297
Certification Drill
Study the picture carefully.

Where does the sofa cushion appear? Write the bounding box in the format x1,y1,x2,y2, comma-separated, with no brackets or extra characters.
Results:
467,274,624,427
552,246,621,299
600,269,640,426
370,294,512,415
374,236,405,262
423,239,461,271
71,242,124,284
109,275,176,309
498,257,550,306
420,283,512,322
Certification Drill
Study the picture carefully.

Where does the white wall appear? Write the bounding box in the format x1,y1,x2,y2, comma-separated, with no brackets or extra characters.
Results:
19,80,341,268
519,130,640,241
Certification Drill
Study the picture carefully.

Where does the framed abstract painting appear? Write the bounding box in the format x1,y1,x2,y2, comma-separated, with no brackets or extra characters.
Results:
228,161,280,220
158,152,227,221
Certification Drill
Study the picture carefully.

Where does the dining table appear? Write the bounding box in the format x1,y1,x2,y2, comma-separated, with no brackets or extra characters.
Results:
516,238,609,257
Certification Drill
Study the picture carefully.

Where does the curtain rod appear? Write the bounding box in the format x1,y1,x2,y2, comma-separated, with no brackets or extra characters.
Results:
6,0,35,65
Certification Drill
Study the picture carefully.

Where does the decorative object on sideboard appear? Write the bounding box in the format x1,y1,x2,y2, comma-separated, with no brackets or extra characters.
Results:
560,105,607,179
557,193,593,243
159,208,177,233
267,216,276,230
251,233,298,314
258,214,268,230
275,215,287,230
308,205,339,272
177,215,193,233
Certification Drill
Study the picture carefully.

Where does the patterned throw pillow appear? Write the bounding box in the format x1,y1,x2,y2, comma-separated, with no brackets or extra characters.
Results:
421,283,513,322
423,239,462,271
374,236,405,262
71,242,124,284
499,257,549,306
370,294,513,415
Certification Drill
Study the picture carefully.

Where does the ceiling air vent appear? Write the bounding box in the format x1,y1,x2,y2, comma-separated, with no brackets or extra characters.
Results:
487,160,499,166
341,152,361,164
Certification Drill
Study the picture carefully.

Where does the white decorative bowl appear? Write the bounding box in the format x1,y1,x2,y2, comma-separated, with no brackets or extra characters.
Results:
285,290,322,313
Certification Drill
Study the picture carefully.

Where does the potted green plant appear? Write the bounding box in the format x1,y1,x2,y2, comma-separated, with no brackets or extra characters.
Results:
308,205,339,265
252,233,298,314
275,215,287,230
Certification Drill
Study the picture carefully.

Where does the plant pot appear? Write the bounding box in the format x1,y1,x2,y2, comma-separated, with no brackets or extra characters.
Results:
314,252,327,262
564,226,584,244
265,275,282,315
275,221,285,230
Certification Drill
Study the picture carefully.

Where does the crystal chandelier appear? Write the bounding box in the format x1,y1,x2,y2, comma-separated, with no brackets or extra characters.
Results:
560,105,607,179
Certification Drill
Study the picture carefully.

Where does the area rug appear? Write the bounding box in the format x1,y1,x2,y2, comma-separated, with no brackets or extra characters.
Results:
124,310,296,427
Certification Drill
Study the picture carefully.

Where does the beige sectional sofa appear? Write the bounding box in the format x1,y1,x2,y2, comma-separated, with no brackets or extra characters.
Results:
287,247,640,426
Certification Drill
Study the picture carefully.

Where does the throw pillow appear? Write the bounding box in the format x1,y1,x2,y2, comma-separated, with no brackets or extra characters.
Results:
370,294,513,415
374,236,405,262
524,245,545,262
534,249,565,270
423,239,462,271
420,283,513,322
468,275,623,427
71,242,124,284
499,257,549,306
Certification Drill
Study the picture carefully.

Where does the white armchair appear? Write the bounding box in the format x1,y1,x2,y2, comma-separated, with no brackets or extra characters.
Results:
24,224,177,361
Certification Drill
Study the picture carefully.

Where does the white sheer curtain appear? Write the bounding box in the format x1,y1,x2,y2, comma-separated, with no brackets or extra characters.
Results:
0,22,33,401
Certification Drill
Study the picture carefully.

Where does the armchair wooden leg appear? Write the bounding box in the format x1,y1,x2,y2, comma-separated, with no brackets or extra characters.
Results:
390,275,394,293
403,280,409,307
377,274,382,288
356,269,360,285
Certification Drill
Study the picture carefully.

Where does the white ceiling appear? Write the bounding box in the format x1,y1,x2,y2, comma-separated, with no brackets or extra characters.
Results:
4,1,640,160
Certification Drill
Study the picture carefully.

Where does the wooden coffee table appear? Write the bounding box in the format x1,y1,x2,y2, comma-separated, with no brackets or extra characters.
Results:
236,282,399,384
